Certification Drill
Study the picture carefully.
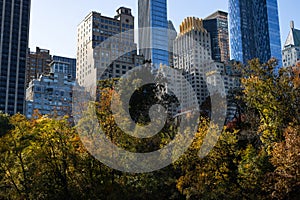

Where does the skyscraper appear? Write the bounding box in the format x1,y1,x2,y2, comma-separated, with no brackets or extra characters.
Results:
282,21,300,67
138,0,169,67
168,20,177,67
0,0,31,115
229,0,282,71
77,7,144,87
203,11,230,63
173,17,241,116
174,17,212,106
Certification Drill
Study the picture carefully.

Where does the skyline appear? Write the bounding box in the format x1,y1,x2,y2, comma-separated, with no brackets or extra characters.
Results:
29,0,299,58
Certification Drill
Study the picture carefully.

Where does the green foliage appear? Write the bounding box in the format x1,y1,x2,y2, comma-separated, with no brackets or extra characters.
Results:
0,58,299,199
240,58,300,147
175,121,242,199
238,145,273,199
0,112,11,136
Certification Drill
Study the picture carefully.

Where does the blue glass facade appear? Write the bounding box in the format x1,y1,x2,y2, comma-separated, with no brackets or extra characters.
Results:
229,0,282,72
266,0,282,72
0,0,31,114
138,0,169,67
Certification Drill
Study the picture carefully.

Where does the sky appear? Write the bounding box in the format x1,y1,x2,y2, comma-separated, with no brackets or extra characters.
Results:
29,0,300,58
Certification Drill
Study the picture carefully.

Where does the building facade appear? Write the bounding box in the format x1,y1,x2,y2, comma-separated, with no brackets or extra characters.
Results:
0,0,31,114
77,7,143,87
157,65,194,114
168,20,177,67
203,10,230,63
172,17,241,118
205,61,241,120
229,0,282,72
53,55,76,80
25,61,75,118
282,21,300,67
26,47,52,88
26,47,76,88
138,0,169,67
173,17,212,107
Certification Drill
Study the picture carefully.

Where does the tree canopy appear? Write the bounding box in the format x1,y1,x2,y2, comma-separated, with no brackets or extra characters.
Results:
0,58,299,199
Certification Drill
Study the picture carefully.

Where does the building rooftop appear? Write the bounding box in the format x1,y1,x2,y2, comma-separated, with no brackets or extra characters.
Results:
179,17,207,35
204,10,228,20
284,20,300,47
78,7,133,26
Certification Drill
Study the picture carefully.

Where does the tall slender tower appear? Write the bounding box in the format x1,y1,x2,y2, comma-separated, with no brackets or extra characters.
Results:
203,11,230,63
229,0,282,72
138,0,169,67
168,20,177,67
174,17,212,106
0,0,31,114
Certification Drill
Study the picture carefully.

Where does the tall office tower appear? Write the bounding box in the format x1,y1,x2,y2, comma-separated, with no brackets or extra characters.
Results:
168,20,177,67
203,10,230,63
173,17,240,113
174,17,212,106
77,7,143,87
229,0,282,72
282,21,300,67
26,47,52,88
0,0,31,114
174,17,212,73
138,0,169,67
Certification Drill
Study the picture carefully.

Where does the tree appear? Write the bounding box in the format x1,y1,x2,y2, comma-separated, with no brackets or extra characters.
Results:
0,114,34,199
267,125,300,199
240,58,300,148
174,118,242,199
0,112,11,136
237,144,273,199
234,58,300,199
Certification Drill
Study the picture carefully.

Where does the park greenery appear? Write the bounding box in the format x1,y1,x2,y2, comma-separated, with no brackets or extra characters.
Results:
0,58,299,199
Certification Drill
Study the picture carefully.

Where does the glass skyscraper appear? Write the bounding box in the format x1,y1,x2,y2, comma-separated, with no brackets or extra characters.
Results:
229,0,282,72
0,0,31,114
203,11,230,63
138,0,169,67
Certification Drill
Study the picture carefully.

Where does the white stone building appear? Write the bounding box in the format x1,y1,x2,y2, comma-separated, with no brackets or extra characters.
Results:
282,21,300,67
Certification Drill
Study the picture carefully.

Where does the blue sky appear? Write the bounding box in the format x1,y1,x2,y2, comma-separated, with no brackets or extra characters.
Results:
29,0,299,58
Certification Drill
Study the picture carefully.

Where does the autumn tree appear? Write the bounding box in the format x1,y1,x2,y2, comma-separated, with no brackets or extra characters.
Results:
240,58,300,147
0,112,11,136
267,125,300,199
